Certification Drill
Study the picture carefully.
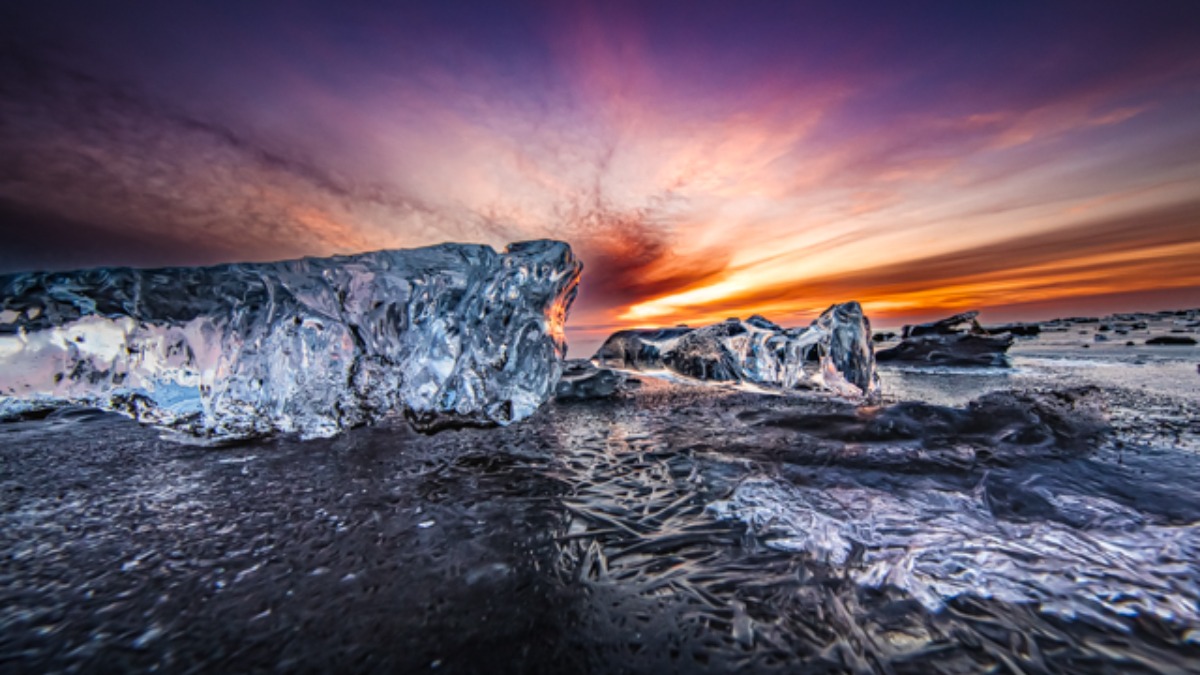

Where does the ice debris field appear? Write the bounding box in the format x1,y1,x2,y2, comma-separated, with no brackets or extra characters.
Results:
2,240,1200,673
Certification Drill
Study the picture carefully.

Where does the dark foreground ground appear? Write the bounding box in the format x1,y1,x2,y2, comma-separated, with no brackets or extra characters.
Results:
4,319,1200,674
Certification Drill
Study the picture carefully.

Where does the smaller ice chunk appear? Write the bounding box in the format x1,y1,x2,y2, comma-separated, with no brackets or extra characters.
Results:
593,301,878,398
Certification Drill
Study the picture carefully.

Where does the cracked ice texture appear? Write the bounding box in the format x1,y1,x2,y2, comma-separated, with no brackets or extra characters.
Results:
0,240,581,439
709,475,1200,625
594,301,878,398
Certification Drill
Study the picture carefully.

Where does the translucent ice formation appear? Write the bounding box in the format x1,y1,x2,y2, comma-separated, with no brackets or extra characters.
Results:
0,240,581,439
710,475,1200,624
593,301,878,398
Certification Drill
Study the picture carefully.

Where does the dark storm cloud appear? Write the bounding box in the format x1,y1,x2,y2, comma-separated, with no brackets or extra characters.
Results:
556,193,730,308
0,199,237,274
0,43,456,272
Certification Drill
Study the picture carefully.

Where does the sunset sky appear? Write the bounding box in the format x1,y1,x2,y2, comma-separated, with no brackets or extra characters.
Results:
2,1,1199,354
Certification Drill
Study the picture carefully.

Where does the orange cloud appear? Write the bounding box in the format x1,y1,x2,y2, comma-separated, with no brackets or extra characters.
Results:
612,200,1200,332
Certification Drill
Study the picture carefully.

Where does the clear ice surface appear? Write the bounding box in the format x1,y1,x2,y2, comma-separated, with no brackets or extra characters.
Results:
710,475,1200,626
593,301,878,397
0,240,581,439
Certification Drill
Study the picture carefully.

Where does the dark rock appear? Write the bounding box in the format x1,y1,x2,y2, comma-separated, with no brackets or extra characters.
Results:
1146,335,1198,346
877,333,1012,367
1115,321,1147,331
901,311,983,338
554,360,634,400
983,323,1041,337
745,315,782,331
593,327,689,371
872,331,897,342
753,386,1108,467
662,325,746,382
879,311,1013,367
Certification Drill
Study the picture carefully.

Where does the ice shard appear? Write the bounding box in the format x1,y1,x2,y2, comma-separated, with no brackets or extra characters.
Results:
0,240,581,439
593,301,878,398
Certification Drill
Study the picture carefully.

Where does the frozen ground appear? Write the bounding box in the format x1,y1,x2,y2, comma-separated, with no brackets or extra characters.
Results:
1,314,1198,673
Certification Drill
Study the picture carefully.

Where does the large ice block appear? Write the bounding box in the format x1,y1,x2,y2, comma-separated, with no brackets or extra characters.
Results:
0,240,582,439
593,302,878,398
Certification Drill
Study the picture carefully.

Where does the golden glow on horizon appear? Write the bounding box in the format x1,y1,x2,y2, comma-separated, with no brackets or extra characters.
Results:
615,240,1200,330
622,280,750,320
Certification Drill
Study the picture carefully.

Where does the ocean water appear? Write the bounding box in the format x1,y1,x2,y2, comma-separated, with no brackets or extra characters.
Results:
2,324,1198,673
